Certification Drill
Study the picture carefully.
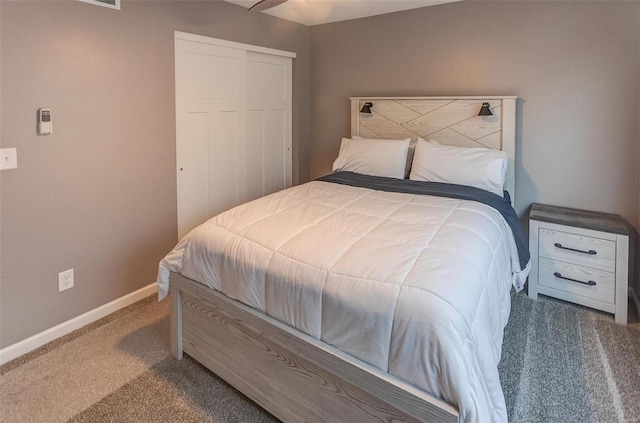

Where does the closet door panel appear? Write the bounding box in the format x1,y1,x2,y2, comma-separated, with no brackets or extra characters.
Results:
247,51,292,197
246,110,265,203
208,110,241,218
179,112,209,234
264,108,286,196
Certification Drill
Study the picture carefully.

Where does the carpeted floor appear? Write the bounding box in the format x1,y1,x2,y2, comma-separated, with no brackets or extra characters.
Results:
1,292,639,423
68,355,277,423
499,293,640,423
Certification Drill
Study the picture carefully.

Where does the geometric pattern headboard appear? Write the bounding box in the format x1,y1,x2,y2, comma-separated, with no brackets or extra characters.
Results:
350,96,518,204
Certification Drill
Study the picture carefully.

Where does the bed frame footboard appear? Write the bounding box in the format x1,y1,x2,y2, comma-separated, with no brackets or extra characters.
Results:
169,272,459,423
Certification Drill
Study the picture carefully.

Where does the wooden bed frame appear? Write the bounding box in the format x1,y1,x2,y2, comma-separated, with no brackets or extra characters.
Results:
170,96,517,423
170,272,458,422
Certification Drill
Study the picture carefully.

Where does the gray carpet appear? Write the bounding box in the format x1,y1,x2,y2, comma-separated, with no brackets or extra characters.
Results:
68,356,277,423
2,292,639,423
499,293,640,423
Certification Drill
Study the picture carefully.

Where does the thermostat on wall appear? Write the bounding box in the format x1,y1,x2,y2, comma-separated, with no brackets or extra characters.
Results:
38,108,52,135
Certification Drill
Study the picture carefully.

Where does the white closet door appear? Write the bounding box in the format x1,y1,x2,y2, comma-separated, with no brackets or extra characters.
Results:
246,52,292,202
175,39,247,239
175,33,293,239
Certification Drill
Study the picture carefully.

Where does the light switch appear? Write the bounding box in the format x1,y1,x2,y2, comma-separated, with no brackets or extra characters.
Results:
0,148,18,170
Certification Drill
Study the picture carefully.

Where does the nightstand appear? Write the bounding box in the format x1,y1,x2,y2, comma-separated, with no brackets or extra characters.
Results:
528,203,630,324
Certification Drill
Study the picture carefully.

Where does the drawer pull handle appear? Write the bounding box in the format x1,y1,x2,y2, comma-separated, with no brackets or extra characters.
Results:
553,243,597,255
553,272,596,286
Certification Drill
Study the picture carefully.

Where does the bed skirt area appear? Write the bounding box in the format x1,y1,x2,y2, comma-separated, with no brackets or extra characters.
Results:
169,271,459,423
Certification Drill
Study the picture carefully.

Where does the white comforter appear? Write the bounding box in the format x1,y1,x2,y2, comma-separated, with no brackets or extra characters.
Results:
158,180,529,422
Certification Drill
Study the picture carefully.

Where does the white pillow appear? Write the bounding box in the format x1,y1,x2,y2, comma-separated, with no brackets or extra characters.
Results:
405,138,441,177
332,137,411,179
409,137,508,196
352,136,415,178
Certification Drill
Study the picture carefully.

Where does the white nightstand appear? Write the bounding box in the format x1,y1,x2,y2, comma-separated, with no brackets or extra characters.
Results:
528,203,630,324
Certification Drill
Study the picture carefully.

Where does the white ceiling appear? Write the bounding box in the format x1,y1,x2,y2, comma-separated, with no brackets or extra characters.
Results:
223,0,460,26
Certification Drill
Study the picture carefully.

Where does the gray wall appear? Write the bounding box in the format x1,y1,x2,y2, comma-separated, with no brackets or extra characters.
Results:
310,1,640,223
0,0,310,348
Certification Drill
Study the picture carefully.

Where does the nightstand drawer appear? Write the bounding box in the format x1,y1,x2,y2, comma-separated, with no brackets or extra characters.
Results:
538,258,615,304
538,228,615,273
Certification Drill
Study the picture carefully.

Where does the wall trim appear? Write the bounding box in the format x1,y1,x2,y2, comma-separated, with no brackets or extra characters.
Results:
175,31,297,59
0,283,158,365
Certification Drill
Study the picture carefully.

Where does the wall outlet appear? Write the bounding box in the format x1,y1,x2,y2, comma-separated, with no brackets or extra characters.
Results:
0,148,17,170
58,269,74,292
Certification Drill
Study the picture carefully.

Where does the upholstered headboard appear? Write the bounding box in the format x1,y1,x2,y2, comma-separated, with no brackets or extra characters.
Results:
350,96,517,204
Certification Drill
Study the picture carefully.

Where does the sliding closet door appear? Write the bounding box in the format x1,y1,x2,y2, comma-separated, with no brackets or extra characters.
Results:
246,52,293,202
175,33,293,239
175,38,247,239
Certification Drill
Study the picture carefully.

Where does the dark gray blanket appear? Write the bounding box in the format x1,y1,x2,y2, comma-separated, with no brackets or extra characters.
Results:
316,171,530,270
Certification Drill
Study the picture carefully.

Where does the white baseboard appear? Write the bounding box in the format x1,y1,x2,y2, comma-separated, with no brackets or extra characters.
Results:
0,283,158,365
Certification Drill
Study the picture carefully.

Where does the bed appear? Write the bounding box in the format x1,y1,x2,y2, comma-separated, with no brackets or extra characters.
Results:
158,96,530,423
